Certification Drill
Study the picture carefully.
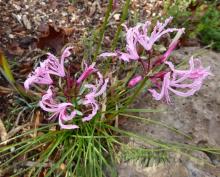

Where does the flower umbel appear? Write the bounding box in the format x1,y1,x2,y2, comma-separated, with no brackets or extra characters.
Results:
24,47,73,90
100,17,184,63
149,57,212,103
24,47,108,129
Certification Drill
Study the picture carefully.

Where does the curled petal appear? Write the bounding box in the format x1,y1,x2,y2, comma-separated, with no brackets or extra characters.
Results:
149,72,171,102
82,101,99,122
61,47,73,66
136,17,183,51
44,47,73,77
99,24,140,62
94,78,109,97
45,53,65,77
24,67,53,90
59,117,79,129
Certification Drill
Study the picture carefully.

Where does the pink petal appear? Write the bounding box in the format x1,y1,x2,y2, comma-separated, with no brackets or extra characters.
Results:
82,101,99,122
149,72,171,102
77,63,96,84
59,117,79,129
128,75,143,88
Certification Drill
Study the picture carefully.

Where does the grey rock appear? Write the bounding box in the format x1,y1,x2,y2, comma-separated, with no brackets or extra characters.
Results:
119,47,220,177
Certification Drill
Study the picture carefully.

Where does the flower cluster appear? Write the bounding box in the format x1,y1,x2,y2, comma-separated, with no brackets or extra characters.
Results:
149,57,212,103
100,17,212,103
100,17,184,62
24,48,108,129
24,17,212,129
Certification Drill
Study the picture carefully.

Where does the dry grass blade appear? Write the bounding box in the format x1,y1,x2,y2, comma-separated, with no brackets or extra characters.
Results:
0,118,8,142
32,110,43,138
0,86,13,94
7,123,31,140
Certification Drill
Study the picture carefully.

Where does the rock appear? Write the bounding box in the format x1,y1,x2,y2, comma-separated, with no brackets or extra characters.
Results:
119,47,220,177
118,163,146,177
118,161,189,177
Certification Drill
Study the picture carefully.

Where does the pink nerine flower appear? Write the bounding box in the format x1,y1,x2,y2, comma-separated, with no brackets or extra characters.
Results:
128,75,143,88
100,24,139,62
24,62,53,90
149,57,212,103
24,47,73,90
135,17,184,51
100,17,184,63
39,86,78,129
82,71,109,122
44,47,72,77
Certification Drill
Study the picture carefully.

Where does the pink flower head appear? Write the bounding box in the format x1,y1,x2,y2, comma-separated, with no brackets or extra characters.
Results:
39,86,78,129
82,71,109,122
149,57,212,103
44,47,73,77
128,75,143,88
24,47,73,90
100,24,139,62
24,62,53,90
77,62,96,84
135,17,183,51
100,17,184,63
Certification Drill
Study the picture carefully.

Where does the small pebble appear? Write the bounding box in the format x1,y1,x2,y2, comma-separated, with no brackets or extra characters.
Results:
8,34,15,38
113,14,120,21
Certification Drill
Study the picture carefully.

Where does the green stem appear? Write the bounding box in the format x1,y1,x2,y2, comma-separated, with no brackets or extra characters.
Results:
93,0,113,60
125,76,149,106
111,0,131,50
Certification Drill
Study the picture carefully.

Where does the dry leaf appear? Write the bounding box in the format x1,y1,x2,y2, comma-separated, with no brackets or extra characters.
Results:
37,24,73,54
67,5,75,13
49,0,58,9
8,42,24,56
22,15,32,30
62,27,75,36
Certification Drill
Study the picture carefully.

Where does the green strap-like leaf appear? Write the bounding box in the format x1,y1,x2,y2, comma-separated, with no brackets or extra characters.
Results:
0,51,15,83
